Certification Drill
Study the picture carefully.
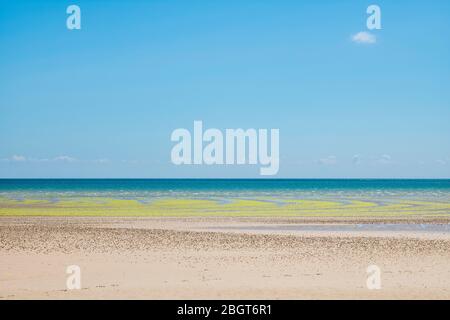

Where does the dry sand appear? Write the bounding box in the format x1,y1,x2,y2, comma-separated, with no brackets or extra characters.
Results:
1,216,450,299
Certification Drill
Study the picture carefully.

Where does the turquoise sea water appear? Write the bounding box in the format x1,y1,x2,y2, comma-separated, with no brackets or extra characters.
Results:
1,179,450,202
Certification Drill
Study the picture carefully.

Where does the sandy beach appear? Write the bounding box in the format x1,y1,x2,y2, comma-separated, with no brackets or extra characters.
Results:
1,216,449,299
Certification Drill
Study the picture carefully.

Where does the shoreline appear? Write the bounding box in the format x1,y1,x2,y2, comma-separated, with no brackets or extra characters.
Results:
1,216,450,299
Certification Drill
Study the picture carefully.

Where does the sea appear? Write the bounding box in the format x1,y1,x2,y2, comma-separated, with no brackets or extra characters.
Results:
0,179,449,202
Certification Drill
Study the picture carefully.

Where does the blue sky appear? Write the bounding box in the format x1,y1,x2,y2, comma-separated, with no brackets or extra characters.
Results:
1,0,449,178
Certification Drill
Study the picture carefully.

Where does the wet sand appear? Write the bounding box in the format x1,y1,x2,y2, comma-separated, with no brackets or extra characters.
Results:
1,216,450,299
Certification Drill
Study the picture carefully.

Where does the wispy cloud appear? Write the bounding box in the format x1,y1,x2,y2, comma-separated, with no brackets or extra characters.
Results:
0,155,28,162
351,31,376,44
11,155,27,162
53,155,78,163
318,155,337,165
93,158,110,164
1,155,79,163
352,154,361,165
378,154,392,165
0,155,118,166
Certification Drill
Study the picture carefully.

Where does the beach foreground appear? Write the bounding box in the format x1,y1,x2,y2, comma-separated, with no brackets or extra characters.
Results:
1,216,450,299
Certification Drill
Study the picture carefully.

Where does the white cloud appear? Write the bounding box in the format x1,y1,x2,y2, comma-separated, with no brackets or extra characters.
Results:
11,155,26,162
352,154,361,165
93,158,110,164
53,155,77,163
121,159,146,165
318,155,337,165
351,31,376,44
378,154,392,164
0,155,113,164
